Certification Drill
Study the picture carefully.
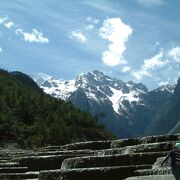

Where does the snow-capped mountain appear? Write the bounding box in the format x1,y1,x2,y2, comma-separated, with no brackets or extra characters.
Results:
32,73,77,100
32,70,174,138
32,70,147,114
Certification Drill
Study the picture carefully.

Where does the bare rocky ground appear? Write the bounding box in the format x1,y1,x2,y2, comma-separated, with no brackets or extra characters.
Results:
0,134,179,180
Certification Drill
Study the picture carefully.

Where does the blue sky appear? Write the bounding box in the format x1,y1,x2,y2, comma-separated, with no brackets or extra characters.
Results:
0,0,180,89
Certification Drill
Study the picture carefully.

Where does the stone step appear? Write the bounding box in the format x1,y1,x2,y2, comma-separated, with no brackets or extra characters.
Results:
1,150,93,160
0,154,10,158
36,145,63,151
0,162,20,167
38,165,152,180
0,157,12,160
0,160,9,163
0,167,28,173
125,174,175,180
94,141,174,156
0,150,34,159
39,141,111,151
111,134,180,148
111,138,140,148
23,149,94,157
0,171,39,180
0,151,25,155
14,154,84,171
61,152,168,169
5,151,35,158
134,168,172,176
139,134,180,144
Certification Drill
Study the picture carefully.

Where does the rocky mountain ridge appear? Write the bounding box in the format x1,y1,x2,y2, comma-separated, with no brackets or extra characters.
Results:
32,70,176,138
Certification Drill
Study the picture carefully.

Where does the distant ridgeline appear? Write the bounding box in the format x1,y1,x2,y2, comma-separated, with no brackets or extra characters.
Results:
145,78,180,135
0,69,114,148
32,70,180,138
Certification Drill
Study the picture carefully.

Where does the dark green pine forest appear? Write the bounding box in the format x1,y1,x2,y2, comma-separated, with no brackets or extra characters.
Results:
0,69,114,148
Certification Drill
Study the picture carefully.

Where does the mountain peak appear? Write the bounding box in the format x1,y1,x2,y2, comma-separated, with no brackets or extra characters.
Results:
85,70,105,79
75,70,109,86
157,84,175,93
92,69,102,75
32,70,149,115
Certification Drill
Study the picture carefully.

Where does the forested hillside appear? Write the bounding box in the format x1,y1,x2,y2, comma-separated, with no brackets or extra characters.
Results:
0,69,113,148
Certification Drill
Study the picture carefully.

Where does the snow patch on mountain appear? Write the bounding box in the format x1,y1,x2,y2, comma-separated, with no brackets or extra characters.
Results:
32,73,77,100
159,85,175,93
123,91,139,104
109,87,123,113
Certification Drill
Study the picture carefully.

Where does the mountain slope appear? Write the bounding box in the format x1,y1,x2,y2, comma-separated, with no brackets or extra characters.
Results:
145,79,180,135
11,71,41,91
0,69,113,147
33,70,175,138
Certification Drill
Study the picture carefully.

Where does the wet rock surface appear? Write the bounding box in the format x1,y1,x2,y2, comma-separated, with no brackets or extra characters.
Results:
0,134,179,180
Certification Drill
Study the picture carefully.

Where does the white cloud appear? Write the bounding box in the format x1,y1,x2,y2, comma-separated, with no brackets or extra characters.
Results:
85,17,99,31
0,17,14,29
1,16,48,44
169,47,180,62
131,52,169,80
0,16,8,24
70,31,87,43
86,24,95,31
4,21,14,29
122,66,131,73
143,52,167,69
86,17,99,24
99,18,133,66
15,28,49,44
0,47,2,53
135,0,164,7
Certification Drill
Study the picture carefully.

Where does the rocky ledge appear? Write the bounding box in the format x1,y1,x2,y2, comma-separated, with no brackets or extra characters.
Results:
0,134,179,180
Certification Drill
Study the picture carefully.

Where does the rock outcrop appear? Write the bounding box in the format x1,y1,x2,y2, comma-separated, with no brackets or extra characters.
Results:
0,134,179,180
